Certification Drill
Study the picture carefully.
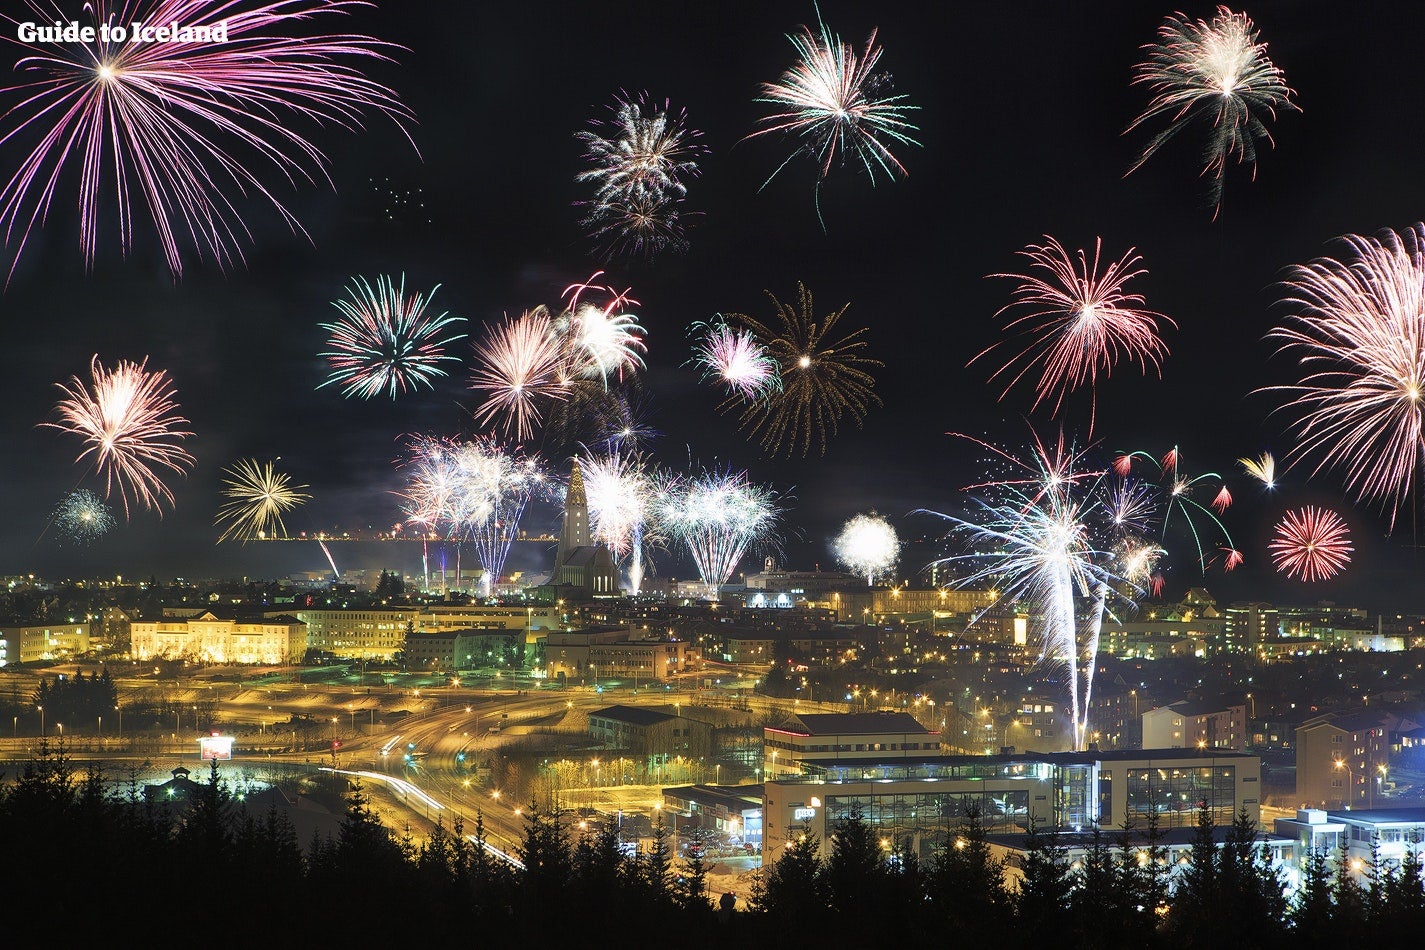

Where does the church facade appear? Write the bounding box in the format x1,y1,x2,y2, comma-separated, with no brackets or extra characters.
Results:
545,458,619,600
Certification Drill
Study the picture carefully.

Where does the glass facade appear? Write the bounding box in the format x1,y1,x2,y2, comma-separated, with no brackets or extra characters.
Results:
1126,765,1236,827
825,789,1031,857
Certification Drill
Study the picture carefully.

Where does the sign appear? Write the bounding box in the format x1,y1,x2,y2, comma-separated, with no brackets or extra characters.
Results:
199,734,234,761
793,807,816,821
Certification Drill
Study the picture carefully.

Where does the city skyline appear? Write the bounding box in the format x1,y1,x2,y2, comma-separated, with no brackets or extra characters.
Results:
4,1,1425,610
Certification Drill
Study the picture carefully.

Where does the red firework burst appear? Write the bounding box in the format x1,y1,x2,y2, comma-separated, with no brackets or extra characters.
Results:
1269,506,1352,582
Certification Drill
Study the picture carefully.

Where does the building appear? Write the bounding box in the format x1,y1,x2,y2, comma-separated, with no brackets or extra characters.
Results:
1295,711,1413,808
1143,699,1248,751
589,704,713,763
0,621,90,665
545,459,619,599
273,604,559,661
763,711,939,779
661,784,764,850
762,747,1262,863
544,627,688,683
1275,807,1425,877
1223,602,1279,654
130,611,306,664
403,629,523,671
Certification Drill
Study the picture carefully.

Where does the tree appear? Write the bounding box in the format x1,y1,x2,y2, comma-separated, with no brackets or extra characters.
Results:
823,809,892,936
753,824,826,932
1015,816,1073,935
928,803,1011,939
1290,848,1335,937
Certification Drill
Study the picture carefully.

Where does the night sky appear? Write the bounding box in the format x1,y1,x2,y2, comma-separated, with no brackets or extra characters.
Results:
4,1,1425,609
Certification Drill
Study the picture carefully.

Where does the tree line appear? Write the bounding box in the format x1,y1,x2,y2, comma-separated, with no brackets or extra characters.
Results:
2,745,1423,946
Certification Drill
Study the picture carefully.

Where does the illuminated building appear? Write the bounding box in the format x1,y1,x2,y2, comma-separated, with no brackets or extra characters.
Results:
763,747,1262,863
130,611,306,664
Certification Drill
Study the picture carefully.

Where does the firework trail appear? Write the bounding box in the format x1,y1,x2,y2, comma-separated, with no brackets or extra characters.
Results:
834,511,899,585
972,236,1173,432
726,283,881,457
42,354,195,517
689,319,781,403
579,447,662,594
468,274,646,444
920,434,1123,752
397,434,550,597
51,489,115,545
1114,446,1236,571
1269,506,1352,582
214,458,311,543
747,7,919,225
0,0,413,278
652,466,781,599
1127,6,1298,216
1239,452,1276,489
317,275,466,400
1263,224,1425,531
576,91,703,260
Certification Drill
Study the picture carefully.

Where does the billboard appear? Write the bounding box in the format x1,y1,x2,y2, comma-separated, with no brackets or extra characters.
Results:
199,734,234,760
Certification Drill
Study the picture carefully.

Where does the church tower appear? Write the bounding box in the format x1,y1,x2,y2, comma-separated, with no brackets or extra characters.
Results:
555,457,590,571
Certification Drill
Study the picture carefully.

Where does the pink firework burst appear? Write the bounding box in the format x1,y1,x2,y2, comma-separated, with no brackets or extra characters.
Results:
468,307,568,442
1264,224,1425,530
1220,547,1244,571
973,236,1174,431
691,320,780,402
1211,485,1232,513
41,354,195,516
0,0,413,278
1269,506,1352,582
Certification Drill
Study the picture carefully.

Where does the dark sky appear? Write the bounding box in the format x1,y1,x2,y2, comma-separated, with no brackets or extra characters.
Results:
4,0,1425,609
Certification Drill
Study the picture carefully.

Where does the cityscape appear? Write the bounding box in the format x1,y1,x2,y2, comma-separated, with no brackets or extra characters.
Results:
3,0,1425,945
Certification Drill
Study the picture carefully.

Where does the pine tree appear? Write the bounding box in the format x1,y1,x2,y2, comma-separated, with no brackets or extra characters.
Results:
753,824,826,933
1015,816,1073,935
1291,848,1334,937
929,803,1011,940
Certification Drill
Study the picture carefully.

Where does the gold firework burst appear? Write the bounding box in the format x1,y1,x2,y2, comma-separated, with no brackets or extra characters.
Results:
727,283,882,457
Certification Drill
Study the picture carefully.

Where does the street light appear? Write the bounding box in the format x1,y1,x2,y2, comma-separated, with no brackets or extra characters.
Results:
37,705,43,738
1334,759,1356,807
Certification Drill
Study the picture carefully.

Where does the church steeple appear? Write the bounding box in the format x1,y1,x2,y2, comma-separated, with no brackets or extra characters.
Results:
556,458,590,568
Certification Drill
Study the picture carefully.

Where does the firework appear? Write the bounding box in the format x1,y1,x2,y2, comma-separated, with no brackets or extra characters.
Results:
924,431,1231,750
727,283,881,457
1239,452,1276,489
1127,6,1298,215
1114,447,1235,569
561,273,647,384
973,236,1173,430
576,91,703,260
689,319,781,403
52,489,115,545
468,307,568,441
748,8,919,222
1269,506,1352,582
577,92,702,204
834,511,899,585
0,0,413,277
579,448,661,594
43,355,195,516
214,458,312,543
921,434,1123,752
653,467,781,599
1264,225,1425,529
317,275,466,400
580,193,690,261
396,434,549,597
468,275,646,443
